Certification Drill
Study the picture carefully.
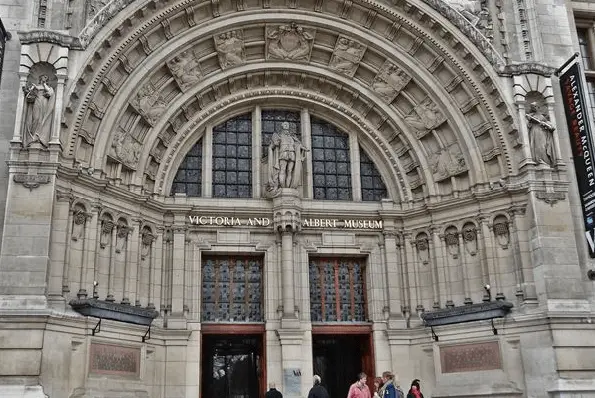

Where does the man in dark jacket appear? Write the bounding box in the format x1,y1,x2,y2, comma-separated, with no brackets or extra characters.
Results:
308,375,330,398
266,383,283,398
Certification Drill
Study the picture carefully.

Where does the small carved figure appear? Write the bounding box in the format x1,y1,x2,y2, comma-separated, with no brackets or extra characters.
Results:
526,102,555,167
266,121,308,194
115,224,129,254
86,0,108,21
23,75,55,147
329,37,366,76
371,61,410,103
416,235,430,264
215,31,245,69
267,23,314,61
404,98,443,136
167,50,202,91
71,211,88,242
141,231,155,260
100,220,114,249
133,84,167,125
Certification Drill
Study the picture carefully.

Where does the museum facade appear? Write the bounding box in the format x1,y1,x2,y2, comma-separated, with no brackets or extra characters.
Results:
0,0,595,397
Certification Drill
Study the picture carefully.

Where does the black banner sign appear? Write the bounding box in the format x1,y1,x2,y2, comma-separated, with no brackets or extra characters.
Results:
559,61,595,257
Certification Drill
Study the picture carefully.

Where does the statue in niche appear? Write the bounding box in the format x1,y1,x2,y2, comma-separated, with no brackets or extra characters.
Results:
100,220,114,249
526,102,555,167
404,98,443,137
132,84,167,126
371,61,411,103
445,231,459,259
266,23,314,61
493,219,510,249
115,224,129,254
415,236,430,264
462,224,478,256
71,210,88,242
23,74,55,147
329,37,366,76
141,231,155,260
167,50,202,91
214,30,245,69
265,121,308,195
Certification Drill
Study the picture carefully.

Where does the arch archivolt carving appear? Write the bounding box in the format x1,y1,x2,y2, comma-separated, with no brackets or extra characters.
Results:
62,0,521,203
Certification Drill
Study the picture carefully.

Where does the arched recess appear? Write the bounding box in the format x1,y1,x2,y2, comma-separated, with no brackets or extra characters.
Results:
61,0,521,203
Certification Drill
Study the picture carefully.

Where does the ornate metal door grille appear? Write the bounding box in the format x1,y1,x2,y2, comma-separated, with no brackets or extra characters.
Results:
202,256,263,322
309,258,367,322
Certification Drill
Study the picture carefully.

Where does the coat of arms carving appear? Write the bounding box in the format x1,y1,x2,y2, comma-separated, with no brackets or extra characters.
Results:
266,23,315,62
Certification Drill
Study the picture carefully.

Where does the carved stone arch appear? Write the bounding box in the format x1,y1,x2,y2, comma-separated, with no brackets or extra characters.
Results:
61,0,521,203
70,198,91,213
492,213,510,249
98,209,115,221
161,95,406,202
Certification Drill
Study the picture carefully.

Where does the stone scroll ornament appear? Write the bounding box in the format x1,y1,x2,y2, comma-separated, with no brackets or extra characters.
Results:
167,50,202,91
22,68,57,148
265,121,309,197
371,61,411,103
214,30,246,69
329,36,366,76
266,23,315,62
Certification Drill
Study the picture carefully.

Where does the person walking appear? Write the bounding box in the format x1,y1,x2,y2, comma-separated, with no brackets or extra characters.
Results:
378,371,398,398
308,375,330,398
406,379,424,398
347,372,372,398
266,382,283,398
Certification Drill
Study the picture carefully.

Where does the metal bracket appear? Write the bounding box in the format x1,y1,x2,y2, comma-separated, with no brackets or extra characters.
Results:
491,318,498,335
142,325,151,343
431,327,439,342
92,319,101,336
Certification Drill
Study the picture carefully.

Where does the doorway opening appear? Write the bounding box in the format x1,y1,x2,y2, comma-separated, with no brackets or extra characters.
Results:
312,331,375,398
201,333,264,398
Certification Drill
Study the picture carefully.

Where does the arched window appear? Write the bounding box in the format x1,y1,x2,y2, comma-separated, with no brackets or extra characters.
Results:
212,113,252,198
171,109,389,201
311,117,352,201
171,138,203,196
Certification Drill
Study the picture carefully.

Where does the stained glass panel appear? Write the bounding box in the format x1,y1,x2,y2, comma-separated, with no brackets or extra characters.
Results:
309,258,367,322
171,138,203,196
311,117,352,200
202,256,263,322
360,147,388,201
212,113,252,198
261,110,301,158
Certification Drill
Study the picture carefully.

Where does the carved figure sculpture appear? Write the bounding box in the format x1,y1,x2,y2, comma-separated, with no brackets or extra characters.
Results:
71,211,88,242
86,0,108,21
215,30,246,69
167,50,202,91
141,231,155,260
266,121,308,193
23,75,55,147
526,102,555,167
100,220,114,249
111,129,142,168
404,98,443,136
115,224,129,254
371,61,410,103
329,37,366,76
133,84,167,126
267,23,314,61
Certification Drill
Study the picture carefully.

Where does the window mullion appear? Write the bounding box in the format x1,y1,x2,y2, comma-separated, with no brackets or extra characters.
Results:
350,134,362,201
301,108,313,199
203,124,213,197
252,106,262,198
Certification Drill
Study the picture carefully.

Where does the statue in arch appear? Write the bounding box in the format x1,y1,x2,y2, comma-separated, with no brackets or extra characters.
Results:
526,102,555,167
22,74,55,148
266,121,308,195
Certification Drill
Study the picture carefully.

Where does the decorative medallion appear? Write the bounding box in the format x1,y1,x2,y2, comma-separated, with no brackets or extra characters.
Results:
266,23,315,62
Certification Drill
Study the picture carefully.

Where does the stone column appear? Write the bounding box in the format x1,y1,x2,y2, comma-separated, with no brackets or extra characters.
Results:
383,229,405,328
150,228,164,312
78,205,99,298
170,224,187,321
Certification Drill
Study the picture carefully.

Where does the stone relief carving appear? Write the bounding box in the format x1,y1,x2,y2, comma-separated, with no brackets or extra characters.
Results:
71,210,89,242
167,50,202,91
445,231,459,258
100,219,114,249
23,67,57,148
214,30,246,69
329,36,366,76
86,0,108,22
492,219,510,249
444,0,492,40
403,97,445,138
265,121,309,196
141,230,155,260
131,83,167,126
430,145,467,182
79,0,134,47
266,23,315,62
115,223,130,253
371,61,411,103
415,235,430,264
526,102,555,168
462,223,478,256
13,174,51,191
110,128,142,169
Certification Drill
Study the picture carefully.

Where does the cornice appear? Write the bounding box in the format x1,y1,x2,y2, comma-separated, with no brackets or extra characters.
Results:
500,62,557,77
17,30,83,49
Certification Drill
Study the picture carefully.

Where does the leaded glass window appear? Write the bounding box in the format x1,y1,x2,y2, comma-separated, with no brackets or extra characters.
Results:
261,110,301,158
311,117,352,200
309,258,367,322
213,113,252,198
360,147,387,201
201,256,263,322
171,138,203,196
